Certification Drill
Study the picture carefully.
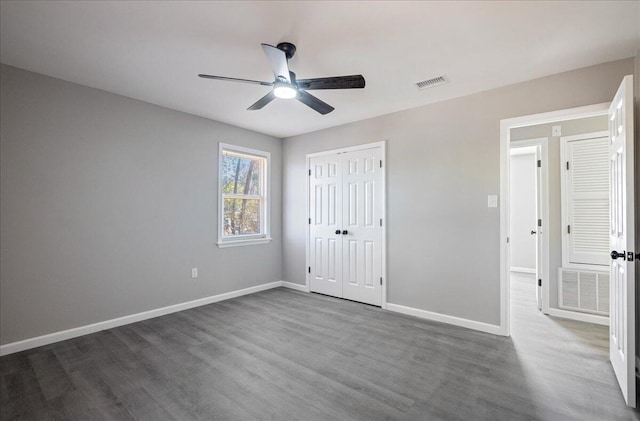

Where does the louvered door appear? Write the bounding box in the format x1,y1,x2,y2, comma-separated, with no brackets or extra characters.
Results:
562,133,610,267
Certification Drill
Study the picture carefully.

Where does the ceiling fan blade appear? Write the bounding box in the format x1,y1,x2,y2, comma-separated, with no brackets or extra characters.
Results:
297,75,366,90
261,44,291,83
198,74,273,86
296,90,334,115
247,91,277,111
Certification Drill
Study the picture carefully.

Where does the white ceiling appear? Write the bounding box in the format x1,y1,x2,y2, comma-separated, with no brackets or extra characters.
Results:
1,1,639,138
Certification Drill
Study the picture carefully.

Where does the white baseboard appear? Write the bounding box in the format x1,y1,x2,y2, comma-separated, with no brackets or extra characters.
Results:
385,303,505,336
280,281,310,292
547,308,609,326
0,281,283,356
510,266,536,274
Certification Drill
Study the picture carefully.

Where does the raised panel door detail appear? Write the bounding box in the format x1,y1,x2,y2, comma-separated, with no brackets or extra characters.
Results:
365,156,374,173
349,183,358,226
314,238,323,279
314,185,323,225
328,163,337,177
328,238,337,281
349,159,358,175
364,180,374,227
348,240,358,285
328,183,337,226
364,241,374,287
315,165,323,178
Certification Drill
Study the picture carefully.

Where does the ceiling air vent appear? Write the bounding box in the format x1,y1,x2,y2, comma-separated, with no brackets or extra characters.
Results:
416,75,448,90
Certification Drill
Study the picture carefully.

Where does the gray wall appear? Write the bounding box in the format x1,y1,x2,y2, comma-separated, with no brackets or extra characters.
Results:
511,115,608,309
282,58,633,326
0,64,282,345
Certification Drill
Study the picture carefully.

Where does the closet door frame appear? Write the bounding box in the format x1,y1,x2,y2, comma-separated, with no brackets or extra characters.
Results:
306,141,387,308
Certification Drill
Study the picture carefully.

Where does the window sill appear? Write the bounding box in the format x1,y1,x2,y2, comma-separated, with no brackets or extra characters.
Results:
217,237,272,248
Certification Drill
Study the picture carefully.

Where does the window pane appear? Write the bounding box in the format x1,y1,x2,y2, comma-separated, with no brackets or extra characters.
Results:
223,198,261,236
222,152,262,195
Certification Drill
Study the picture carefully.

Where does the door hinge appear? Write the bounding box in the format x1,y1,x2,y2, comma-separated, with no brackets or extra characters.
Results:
308,267,311,273
380,160,383,168
308,169,311,176
538,279,542,287
380,218,383,226
308,218,311,225
567,225,571,234
566,161,570,170
537,160,541,168
380,277,383,285
538,219,542,227
507,237,510,244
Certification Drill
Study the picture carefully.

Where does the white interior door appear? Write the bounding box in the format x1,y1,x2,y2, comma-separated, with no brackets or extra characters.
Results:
308,144,384,307
608,74,635,408
309,154,343,298
534,146,543,311
341,148,383,306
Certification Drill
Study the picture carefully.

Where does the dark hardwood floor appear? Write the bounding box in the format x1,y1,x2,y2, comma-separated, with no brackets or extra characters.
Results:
2,278,639,420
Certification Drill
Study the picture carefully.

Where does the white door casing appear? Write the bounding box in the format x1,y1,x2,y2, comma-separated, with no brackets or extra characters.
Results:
608,74,635,408
307,142,385,307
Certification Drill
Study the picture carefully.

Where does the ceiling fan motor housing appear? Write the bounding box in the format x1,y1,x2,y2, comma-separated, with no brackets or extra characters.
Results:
277,42,296,60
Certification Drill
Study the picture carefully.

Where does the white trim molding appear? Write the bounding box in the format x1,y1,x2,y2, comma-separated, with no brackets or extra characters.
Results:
0,281,283,356
280,281,310,292
547,308,609,326
386,303,504,336
510,267,536,274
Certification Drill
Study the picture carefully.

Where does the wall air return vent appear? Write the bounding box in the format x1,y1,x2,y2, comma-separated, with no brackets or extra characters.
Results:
416,75,448,90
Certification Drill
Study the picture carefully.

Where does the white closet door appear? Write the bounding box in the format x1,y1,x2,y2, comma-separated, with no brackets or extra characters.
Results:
341,148,383,306
309,154,343,298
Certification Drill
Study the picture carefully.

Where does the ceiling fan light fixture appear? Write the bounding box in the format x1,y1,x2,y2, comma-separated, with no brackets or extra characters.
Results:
273,82,297,99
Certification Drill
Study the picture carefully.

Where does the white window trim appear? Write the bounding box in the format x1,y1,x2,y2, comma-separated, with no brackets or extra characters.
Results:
217,142,271,248
560,130,609,270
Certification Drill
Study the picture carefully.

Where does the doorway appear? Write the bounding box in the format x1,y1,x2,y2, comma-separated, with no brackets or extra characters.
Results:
499,78,636,408
306,141,387,307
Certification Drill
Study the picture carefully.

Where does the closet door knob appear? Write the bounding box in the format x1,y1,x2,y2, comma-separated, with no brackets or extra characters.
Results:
335,230,341,235
342,230,348,235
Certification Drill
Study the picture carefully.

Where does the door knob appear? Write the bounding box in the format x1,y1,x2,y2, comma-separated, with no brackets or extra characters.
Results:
530,230,537,235
611,250,626,260
342,230,348,235
335,230,341,235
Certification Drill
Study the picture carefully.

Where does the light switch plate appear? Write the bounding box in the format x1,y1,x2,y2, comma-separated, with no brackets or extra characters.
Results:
552,125,561,136
191,268,198,278
488,195,498,208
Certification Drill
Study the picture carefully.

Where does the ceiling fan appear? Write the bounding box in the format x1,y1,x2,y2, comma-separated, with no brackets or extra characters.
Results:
198,42,365,115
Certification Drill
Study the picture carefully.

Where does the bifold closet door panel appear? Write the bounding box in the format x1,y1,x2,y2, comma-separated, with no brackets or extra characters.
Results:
309,155,343,298
341,148,383,306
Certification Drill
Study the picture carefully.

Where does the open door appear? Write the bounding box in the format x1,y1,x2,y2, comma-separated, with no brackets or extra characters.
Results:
534,145,543,311
609,74,636,407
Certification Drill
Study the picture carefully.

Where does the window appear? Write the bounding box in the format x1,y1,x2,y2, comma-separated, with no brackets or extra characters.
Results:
218,143,270,247
560,132,609,268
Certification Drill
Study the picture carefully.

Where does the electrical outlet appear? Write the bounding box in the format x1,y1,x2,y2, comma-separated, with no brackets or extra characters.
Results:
191,268,198,278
